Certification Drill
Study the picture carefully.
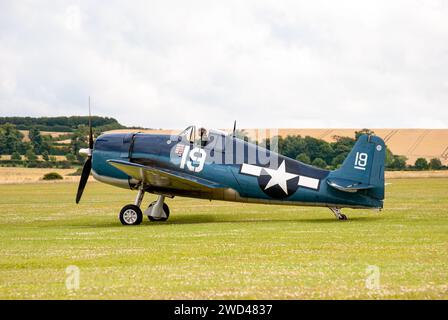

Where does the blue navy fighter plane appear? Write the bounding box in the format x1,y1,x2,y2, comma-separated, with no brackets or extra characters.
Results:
76,122,386,225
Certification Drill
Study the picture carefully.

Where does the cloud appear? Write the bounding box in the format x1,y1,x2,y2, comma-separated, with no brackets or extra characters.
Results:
0,0,447,129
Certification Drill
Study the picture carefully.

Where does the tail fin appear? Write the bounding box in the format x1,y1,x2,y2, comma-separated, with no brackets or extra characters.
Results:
329,134,385,200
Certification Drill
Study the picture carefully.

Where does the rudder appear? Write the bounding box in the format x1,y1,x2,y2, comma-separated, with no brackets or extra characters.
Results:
329,134,385,200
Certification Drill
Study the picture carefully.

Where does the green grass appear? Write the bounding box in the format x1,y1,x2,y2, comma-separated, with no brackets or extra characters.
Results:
0,179,447,299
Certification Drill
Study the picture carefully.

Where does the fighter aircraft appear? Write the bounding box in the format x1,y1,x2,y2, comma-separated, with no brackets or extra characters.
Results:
76,119,386,225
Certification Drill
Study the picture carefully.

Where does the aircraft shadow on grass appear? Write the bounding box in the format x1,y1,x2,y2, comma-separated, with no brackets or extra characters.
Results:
58,213,382,229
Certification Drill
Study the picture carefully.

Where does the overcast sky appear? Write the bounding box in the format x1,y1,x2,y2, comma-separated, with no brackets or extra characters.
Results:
0,1,447,129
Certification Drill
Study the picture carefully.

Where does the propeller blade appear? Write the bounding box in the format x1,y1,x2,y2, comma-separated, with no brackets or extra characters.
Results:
88,96,93,149
233,120,236,137
75,157,92,204
76,97,94,204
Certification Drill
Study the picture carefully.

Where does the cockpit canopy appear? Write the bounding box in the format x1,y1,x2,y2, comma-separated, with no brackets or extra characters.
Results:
178,125,228,147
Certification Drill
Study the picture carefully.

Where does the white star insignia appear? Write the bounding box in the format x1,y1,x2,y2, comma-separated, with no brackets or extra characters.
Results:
262,160,298,195
240,162,320,193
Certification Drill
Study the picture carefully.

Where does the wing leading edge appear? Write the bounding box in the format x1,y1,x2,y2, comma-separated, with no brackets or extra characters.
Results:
107,159,227,192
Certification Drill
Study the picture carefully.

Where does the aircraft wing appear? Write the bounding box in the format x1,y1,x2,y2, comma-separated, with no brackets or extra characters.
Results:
107,159,226,192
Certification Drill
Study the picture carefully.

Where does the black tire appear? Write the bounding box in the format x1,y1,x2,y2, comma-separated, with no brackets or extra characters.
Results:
338,214,348,221
148,202,170,222
119,204,143,225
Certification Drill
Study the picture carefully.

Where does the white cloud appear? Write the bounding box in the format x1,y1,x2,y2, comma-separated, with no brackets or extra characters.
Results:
0,0,447,129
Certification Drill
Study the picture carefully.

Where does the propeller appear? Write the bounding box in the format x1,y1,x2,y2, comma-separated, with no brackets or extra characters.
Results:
76,97,94,204
232,120,236,138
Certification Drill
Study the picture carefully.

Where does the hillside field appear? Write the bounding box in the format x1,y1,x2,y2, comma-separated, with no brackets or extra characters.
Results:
0,167,80,184
0,178,447,299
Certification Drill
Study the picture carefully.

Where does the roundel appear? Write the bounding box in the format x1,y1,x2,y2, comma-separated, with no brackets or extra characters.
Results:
257,169,299,199
239,158,326,199
255,159,300,199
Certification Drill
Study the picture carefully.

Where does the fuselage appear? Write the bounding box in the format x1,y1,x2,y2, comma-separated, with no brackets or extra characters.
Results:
91,131,383,209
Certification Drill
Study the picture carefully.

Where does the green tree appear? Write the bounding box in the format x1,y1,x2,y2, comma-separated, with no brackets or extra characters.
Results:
0,123,24,154
390,155,407,170
40,135,52,154
331,154,346,168
42,151,50,161
28,126,43,154
25,149,38,162
329,135,354,168
385,148,394,168
414,158,429,170
11,151,22,161
331,136,355,154
312,158,327,169
0,130,5,154
278,135,306,159
70,125,89,162
66,153,76,162
296,153,310,164
303,136,333,164
429,158,442,170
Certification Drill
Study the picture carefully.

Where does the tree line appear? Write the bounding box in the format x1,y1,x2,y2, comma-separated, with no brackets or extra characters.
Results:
0,118,119,168
0,116,125,132
243,129,446,171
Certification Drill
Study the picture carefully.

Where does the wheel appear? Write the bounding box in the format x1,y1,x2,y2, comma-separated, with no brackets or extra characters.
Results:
119,204,143,225
338,214,348,221
148,202,170,222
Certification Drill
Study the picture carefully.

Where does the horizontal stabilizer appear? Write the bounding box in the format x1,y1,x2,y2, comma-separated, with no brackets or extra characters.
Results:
327,178,374,193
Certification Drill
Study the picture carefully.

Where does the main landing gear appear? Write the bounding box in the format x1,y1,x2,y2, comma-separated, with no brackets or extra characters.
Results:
119,187,170,225
329,207,348,221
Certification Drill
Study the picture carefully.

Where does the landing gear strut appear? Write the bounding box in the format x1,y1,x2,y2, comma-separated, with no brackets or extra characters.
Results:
118,188,170,225
329,207,348,221
145,195,170,222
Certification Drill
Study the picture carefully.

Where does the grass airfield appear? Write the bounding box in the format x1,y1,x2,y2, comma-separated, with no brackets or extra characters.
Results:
0,178,447,299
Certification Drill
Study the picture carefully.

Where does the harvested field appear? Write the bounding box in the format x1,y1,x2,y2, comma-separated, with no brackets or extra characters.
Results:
1,155,67,161
0,167,81,184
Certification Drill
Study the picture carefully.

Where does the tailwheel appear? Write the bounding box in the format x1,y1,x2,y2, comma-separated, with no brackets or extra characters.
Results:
329,207,348,221
148,202,170,222
119,204,143,225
